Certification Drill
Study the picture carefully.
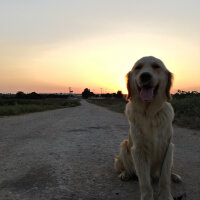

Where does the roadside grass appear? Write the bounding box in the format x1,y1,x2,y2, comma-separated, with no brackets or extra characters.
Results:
171,97,200,129
87,97,200,130
0,99,80,116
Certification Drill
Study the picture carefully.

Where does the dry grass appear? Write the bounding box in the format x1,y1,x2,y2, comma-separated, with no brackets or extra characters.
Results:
0,98,80,116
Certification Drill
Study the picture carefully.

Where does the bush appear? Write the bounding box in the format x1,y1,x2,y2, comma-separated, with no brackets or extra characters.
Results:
82,88,95,99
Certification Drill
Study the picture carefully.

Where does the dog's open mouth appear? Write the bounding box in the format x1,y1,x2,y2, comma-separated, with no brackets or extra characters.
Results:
137,84,159,101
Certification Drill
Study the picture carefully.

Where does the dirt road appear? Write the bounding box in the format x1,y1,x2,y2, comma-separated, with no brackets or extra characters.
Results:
0,100,199,200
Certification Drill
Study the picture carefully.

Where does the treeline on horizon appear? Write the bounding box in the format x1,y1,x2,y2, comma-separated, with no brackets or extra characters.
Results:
172,89,200,98
0,89,200,99
0,91,70,99
81,88,124,99
82,88,200,99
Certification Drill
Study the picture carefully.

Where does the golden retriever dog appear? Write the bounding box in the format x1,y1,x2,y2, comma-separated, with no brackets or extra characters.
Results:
114,56,181,200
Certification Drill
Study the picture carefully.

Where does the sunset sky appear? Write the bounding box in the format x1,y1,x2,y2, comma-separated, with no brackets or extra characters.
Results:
0,0,200,94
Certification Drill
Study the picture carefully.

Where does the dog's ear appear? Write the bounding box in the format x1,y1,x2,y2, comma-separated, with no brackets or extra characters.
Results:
166,71,173,101
126,71,132,101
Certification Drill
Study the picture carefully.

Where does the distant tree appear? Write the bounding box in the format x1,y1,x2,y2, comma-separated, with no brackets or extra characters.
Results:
82,88,94,99
27,92,41,99
116,90,123,98
16,91,26,98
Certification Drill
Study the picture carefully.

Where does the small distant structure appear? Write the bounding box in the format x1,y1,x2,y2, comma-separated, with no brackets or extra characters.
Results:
68,87,73,96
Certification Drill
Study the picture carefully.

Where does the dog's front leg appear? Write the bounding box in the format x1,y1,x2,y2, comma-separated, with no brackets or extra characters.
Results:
132,146,154,200
158,143,174,200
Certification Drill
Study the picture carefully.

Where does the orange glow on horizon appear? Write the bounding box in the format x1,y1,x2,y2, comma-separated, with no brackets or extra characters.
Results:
0,30,200,94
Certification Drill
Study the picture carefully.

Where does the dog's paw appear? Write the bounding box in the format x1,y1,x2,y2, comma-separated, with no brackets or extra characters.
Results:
118,171,130,181
171,173,182,183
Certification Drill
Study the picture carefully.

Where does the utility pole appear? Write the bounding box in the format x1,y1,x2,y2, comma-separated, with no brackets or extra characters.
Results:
69,87,73,96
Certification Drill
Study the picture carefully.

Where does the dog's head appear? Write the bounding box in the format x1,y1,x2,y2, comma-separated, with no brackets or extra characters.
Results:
127,56,173,102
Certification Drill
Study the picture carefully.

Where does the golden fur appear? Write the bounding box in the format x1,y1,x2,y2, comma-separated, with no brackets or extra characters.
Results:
114,56,181,200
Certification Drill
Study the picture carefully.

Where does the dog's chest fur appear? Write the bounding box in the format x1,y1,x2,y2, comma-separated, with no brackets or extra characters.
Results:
126,101,174,176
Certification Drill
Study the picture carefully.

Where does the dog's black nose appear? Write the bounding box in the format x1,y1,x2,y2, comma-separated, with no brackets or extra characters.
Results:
140,72,152,83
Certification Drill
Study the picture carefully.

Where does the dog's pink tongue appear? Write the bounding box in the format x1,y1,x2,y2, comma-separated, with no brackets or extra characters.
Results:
140,88,154,101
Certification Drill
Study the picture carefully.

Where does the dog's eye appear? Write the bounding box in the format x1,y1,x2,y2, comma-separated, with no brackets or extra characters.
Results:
152,63,160,69
135,64,143,70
